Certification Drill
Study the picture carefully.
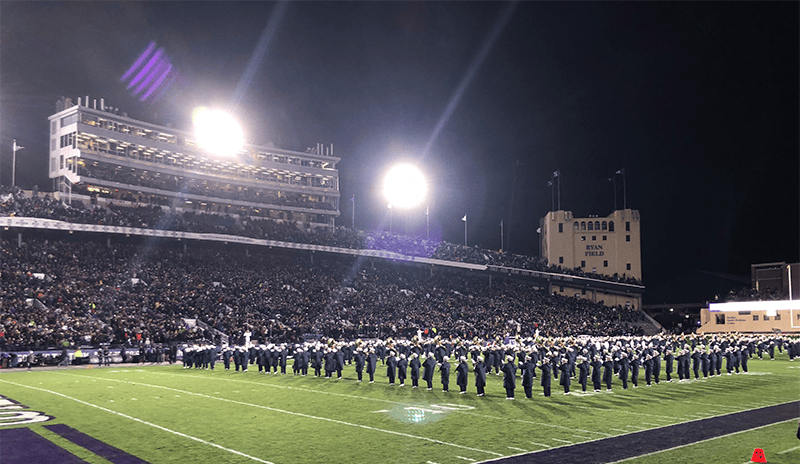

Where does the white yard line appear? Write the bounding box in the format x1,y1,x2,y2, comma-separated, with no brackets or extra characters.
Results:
604,418,798,464
455,409,611,437
70,368,798,464
455,456,476,461
104,371,614,437
529,442,552,449
55,373,503,457
551,438,573,444
0,378,275,464
778,445,800,454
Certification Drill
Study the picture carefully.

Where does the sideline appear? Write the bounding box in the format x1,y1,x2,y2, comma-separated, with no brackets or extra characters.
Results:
0,378,275,464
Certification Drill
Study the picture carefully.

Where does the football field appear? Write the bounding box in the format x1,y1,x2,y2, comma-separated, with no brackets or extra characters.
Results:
1,354,798,464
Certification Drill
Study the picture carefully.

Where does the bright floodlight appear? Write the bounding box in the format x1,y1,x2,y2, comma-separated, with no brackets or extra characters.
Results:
383,163,427,209
192,107,244,158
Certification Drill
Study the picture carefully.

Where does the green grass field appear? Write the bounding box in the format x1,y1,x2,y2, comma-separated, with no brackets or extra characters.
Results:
1,353,798,464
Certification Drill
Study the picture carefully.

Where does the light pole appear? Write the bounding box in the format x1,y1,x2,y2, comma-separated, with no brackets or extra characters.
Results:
789,264,793,300
462,214,467,246
12,140,24,188
426,205,430,240
388,203,393,234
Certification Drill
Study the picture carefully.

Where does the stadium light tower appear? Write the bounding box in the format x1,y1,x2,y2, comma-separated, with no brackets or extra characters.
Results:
192,107,244,158
383,163,427,235
383,163,427,210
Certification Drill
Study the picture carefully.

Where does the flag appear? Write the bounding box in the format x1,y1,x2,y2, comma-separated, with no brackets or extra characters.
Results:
547,180,553,187
13,140,24,151
500,219,503,227
350,194,354,203
608,177,613,182
462,214,467,222
616,168,625,175
553,170,560,177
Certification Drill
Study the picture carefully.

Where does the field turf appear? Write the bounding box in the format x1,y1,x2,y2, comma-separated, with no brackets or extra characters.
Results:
0,353,798,464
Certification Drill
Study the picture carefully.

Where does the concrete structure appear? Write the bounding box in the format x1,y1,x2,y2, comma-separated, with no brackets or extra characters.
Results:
751,262,800,300
537,208,643,310
698,300,800,334
540,209,642,281
48,96,340,227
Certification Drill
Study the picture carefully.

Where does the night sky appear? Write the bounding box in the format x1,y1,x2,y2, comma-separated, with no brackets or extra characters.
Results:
1,1,798,304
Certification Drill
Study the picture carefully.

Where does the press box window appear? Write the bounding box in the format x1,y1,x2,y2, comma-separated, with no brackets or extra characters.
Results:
559,257,564,264
603,260,608,267
580,260,586,268
626,235,631,242
753,315,759,321
558,223,563,233
626,263,631,271
626,221,631,232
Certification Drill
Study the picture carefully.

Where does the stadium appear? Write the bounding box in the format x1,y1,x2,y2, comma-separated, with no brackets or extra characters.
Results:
2,3,799,464
1,94,798,464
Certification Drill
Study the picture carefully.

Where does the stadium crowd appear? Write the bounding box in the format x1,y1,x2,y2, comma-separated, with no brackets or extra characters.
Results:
0,186,642,285
0,235,643,353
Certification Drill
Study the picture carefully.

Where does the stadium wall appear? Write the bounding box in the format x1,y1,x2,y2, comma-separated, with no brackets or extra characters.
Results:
698,300,800,334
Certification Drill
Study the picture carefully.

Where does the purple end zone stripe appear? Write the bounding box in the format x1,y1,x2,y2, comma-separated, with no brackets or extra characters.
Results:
0,427,89,464
488,400,800,464
43,424,150,464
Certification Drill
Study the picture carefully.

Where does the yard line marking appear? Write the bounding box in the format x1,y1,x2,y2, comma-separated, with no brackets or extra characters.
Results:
102,371,613,437
372,410,390,413
778,445,800,454
96,369,797,445
507,447,527,452
456,456,476,461
0,379,275,464
564,403,681,421
529,442,551,449
427,461,441,464
604,418,799,464
56,373,503,457
640,422,660,426
455,410,612,437
551,438,573,444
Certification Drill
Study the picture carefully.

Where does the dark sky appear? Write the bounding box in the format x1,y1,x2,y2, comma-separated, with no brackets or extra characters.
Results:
1,1,798,304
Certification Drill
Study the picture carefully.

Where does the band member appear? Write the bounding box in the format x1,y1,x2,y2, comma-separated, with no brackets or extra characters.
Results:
473,355,487,397
503,355,516,399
